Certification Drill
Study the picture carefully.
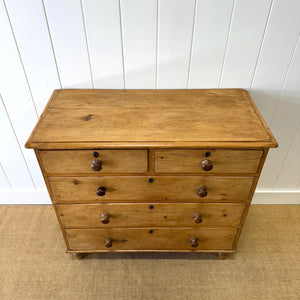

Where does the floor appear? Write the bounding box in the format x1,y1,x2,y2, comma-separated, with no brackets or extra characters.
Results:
0,205,299,300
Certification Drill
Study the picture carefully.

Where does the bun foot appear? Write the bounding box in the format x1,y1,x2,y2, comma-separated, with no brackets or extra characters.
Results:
73,253,86,260
218,252,230,260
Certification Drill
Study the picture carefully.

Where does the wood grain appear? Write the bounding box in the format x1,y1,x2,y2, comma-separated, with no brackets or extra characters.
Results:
25,88,277,257
155,149,263,173
232,149,269,250
39,149,148,174
65,227,237,251
57,202,246,228
49,176,254,203
25,89,277,149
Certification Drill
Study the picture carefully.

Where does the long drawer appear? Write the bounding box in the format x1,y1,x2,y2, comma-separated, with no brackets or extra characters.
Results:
155,149,263,173
49,176,254,203
65,227,237,251
57,203,246,228
39,149,148,174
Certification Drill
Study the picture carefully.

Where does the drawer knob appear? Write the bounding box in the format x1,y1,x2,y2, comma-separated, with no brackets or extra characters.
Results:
190,237,199,247
91,159,102,171
197,186,207,197
96,186,106,196
201,159,213,171
100,213,110,224
105,237,113,248
193,213,203,223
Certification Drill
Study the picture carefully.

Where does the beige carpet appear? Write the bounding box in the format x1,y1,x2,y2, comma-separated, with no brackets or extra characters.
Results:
0,205,299,300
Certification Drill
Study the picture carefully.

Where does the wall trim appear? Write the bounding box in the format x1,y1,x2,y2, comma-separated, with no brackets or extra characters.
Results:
0,190,299,205
252,191,300,204
0,190,51,204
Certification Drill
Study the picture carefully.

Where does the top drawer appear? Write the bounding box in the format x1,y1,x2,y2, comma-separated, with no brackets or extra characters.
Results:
155,149,263,174
39,150,148,174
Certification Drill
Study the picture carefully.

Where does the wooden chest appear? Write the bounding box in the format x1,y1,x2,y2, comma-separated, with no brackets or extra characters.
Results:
26,89,277,259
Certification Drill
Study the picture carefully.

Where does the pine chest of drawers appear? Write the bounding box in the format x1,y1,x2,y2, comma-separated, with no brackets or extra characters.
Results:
26,89,277,259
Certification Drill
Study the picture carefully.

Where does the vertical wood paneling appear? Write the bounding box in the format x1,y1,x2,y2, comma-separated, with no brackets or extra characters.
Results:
250,0,300,125
157,0,195,88
82,0,124,88
43,0,92,88
274,123,300,190
219,0,272,88
0,163,11,190
0,96,34,189
189,0,234,88
120,0,157,88
0,0,300,200
4,0,60,115
258,38,300,190
0,1,45,190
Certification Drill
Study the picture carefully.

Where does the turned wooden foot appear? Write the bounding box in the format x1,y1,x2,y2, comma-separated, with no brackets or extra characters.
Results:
73,253,86,260
218,252,230,260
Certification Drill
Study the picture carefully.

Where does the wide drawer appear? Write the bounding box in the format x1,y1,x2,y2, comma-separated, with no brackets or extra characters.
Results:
57,203,246,228
155,149,263,173
49,176,254,203
65,227,237,251
39,149,148,174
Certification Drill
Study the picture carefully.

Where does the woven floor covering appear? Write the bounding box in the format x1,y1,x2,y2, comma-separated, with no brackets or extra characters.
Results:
0,205,299,300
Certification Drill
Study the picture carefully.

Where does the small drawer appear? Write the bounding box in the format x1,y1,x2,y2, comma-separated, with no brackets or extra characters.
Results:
39,149,148,174
65,227,237,251
49,176,254,203
57,203,246,228
155,149,263,173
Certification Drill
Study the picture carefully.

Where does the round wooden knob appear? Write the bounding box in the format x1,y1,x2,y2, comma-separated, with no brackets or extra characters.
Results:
100,213,110,224
96,186,106,196
190,237,199,247
193,213,203,223
201,159,213,171
91,159,102,171
197,186,207,197
105,237,113,248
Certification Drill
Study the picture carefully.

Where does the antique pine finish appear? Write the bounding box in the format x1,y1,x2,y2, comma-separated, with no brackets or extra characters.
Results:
26,89,277,259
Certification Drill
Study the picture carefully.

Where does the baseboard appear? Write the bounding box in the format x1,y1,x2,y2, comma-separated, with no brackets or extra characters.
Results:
0,190,299,205
252,191,300,204
0,190,51,204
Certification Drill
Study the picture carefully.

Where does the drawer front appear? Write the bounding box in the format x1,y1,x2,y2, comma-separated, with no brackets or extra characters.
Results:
39,150,148,174
66,228,237,251
155,149,263,173
57,203,246,228
49,176,253,202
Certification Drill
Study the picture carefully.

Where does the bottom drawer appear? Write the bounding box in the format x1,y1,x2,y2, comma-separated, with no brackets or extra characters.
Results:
65,228,237,251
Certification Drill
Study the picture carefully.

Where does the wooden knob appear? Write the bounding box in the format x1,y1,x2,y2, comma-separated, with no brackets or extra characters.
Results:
201,159,213,171
193,213,203,223
190,237,199,247
96,186,106,196
100,213,110,224
197,186,207,197
91,159,102,171
105,237,113,248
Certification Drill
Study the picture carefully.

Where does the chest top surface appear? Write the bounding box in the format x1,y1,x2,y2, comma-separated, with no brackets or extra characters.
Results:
25,89,277,149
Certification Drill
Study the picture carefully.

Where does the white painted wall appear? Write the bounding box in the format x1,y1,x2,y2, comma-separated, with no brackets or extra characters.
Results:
0,0,299,204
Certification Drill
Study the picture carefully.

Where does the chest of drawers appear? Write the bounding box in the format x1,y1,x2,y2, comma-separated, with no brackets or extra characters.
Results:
26,89,277,259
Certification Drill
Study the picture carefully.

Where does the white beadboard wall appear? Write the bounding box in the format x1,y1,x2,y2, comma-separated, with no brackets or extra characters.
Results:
0,0,299,204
